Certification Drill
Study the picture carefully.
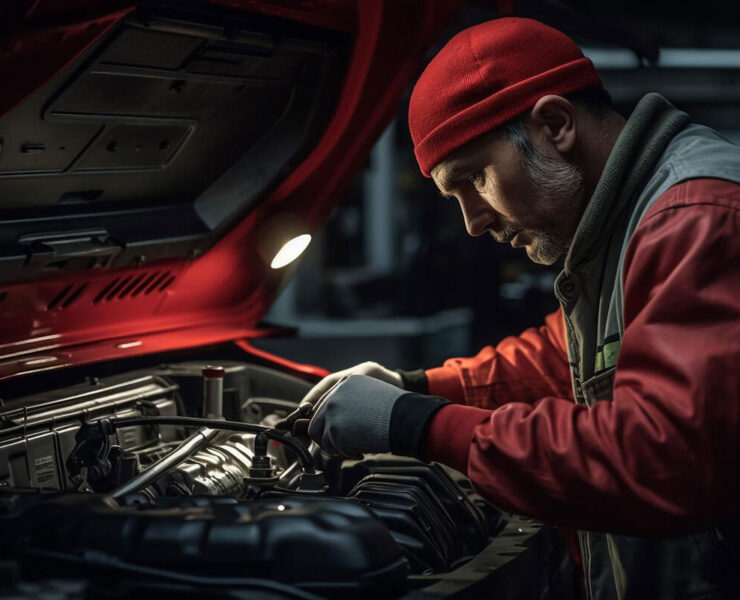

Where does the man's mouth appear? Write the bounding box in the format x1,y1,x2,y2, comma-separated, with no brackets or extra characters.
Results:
511,232,525,247
489,226,523,245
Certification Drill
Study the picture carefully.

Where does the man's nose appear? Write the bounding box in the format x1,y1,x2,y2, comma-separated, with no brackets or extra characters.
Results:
459,196,493,237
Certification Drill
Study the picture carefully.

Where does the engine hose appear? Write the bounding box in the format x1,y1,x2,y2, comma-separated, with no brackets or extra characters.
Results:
103,415,315,474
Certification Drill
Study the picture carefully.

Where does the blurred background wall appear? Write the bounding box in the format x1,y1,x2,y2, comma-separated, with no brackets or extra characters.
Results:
254,0,740,372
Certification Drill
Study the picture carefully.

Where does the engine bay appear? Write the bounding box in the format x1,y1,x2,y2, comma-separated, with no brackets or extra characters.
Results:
0,357,539,599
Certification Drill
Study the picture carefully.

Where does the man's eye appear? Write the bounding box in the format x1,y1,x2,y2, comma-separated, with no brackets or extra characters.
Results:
467,171,485,187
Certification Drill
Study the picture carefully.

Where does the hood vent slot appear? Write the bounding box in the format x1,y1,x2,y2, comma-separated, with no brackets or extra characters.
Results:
106,276,133,301
93,277,120,304
91,270,174,305
48,284,73,310
132,272,161,297
47,282,89,311
60,283,89,309
44,270,175,310
142,272,170,296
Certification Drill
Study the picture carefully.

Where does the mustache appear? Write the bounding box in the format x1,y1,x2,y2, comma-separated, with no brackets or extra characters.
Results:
489,223,523,243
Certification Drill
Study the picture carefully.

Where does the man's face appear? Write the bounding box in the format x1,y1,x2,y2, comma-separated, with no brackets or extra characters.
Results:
431,127,585,265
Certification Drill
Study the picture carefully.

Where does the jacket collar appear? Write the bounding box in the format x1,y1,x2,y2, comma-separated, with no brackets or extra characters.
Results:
564,93,690,273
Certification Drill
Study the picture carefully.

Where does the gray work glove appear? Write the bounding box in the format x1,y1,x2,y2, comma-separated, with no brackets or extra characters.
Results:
300,361,403,408
307,374,406,457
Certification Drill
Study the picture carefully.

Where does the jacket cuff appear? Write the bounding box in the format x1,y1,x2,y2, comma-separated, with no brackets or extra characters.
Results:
389,393,450,458
425,366,465,403
422,404,491,474
395,369,429,394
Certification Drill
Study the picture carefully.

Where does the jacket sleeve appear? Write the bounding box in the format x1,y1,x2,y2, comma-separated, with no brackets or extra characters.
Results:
423,179,740,536
424,307,573,408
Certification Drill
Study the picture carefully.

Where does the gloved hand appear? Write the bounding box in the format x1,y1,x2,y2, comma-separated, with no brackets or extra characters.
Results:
307,374,450,458
300,361,403,407
307,375,405,457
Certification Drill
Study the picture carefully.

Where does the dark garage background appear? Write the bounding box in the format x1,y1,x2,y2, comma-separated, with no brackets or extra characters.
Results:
254,0,740,372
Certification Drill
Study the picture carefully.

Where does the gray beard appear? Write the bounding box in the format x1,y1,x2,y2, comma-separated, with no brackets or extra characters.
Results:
517,142,585,265
490,222,521,244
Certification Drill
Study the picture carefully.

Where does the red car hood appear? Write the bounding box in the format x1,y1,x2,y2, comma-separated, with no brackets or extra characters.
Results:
0,0,462,381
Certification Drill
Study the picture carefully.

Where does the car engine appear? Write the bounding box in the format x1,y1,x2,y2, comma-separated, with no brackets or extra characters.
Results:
0,359,510,598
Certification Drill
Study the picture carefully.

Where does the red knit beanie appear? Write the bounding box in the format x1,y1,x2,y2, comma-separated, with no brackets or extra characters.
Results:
409,17,602,177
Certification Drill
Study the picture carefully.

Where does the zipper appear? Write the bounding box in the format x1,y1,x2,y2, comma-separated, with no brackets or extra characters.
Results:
578,530,593,600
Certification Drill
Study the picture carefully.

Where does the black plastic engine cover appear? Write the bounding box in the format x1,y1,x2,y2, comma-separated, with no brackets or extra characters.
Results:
0,491,408,597
349,472,459,574
340,457,499,565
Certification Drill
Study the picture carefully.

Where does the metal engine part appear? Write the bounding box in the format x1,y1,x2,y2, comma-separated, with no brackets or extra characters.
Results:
0,361,536,600
135,431,288,497
0,368,295,498
0,374,180,491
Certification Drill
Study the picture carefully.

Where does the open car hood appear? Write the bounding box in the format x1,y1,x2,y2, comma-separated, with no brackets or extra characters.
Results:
0,0,462,382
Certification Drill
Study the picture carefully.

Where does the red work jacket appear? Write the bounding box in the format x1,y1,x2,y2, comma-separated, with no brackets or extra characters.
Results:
423,178,740,536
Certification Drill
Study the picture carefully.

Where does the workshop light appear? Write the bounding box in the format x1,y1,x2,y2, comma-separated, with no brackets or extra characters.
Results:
256,213,312,270
270,234,312,269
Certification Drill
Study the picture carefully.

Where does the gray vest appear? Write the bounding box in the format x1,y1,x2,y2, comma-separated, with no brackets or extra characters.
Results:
554,95,740,599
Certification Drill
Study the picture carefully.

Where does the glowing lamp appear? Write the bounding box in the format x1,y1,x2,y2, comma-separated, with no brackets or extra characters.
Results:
257,213,312,270
270,234,312,269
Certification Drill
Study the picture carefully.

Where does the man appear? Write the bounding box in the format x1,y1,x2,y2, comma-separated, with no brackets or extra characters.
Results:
305,17,740,599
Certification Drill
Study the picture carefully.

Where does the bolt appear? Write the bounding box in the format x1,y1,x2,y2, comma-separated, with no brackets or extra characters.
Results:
107,141,118,152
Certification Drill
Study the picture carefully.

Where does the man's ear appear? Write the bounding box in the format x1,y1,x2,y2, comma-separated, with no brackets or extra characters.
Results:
529,95,576,154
